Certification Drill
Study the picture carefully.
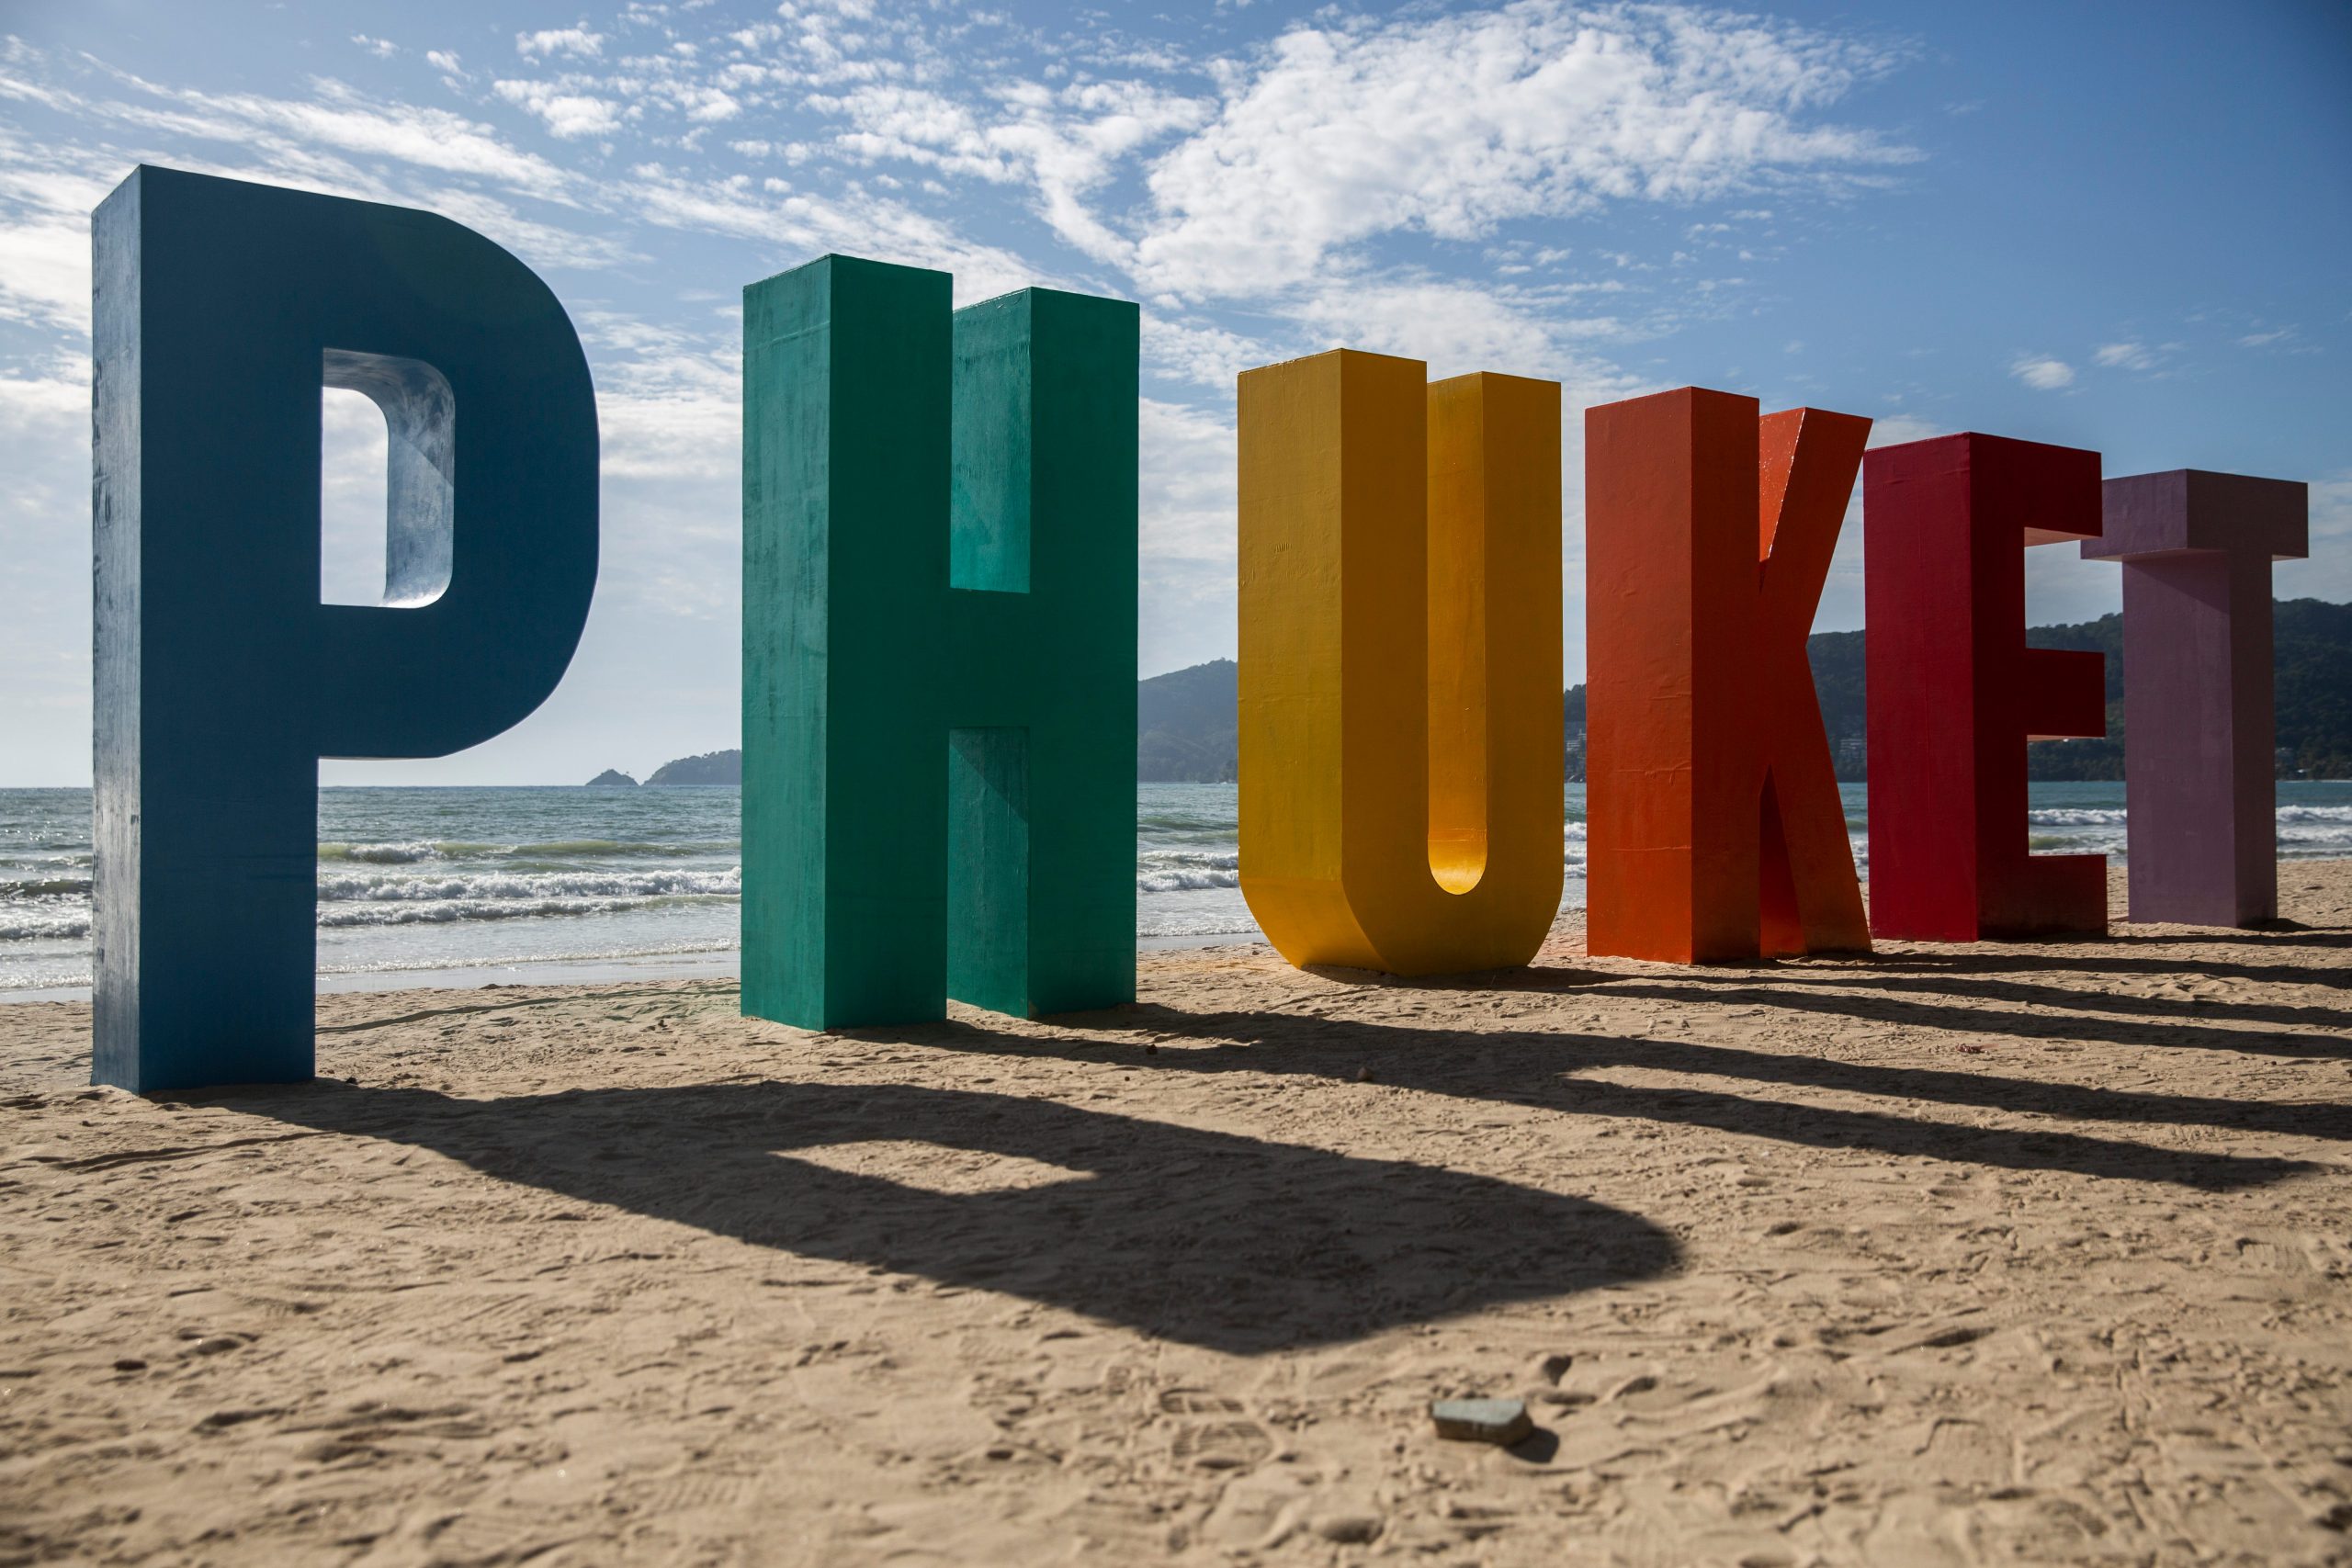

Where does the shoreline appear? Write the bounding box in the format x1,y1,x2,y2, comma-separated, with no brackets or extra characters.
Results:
0,932,1275,1005
14,856,2349,1005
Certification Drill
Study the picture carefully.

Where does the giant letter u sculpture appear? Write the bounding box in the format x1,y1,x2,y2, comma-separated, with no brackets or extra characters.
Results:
1238,350,1564,976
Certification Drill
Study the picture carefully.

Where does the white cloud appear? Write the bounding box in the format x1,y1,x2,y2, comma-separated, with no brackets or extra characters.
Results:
494,79,625,139
820,78,1209,265
85,75,579,200
1290,277,1634,395
2092,341,2154,370
0,359,94,776
1127,3,1914,299
0,134,121,333
1137,397,1237,563
620,164,1039,303
351,35,399,61
1865,413,1943,447
1136,399,1241,676
426,51,466,78
2009,355,2075,390
0,209,94,333
1140,312,1270,389
677,86,743,123
2237,326,2296,348
517,27,605,61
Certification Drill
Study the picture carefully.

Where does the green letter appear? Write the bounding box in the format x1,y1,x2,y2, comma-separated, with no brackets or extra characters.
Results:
742,257,1137,1027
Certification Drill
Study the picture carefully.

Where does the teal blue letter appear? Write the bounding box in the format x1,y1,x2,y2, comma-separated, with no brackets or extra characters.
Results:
741,256,1137,1028
92,167,598,1091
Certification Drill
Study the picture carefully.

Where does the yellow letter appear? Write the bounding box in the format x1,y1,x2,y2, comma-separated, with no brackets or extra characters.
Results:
1238,350,1563,975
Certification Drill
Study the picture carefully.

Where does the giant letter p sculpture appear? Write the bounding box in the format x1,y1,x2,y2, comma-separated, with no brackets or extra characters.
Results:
93,168,599,1092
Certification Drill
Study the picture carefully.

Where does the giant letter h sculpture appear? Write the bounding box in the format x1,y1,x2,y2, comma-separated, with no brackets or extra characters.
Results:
741,256,1138,1029
92,167,598,1092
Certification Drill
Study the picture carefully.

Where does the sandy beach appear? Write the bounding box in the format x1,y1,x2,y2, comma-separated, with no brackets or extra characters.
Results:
4,863,2349,1566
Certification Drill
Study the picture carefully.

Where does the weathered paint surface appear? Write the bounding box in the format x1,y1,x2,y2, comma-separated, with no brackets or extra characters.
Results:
1863,433,2107,941
91,166,598,1093
741,256,1137,1029
1583,389,1871,964
1237,349,1563,976
2086,470,2308,926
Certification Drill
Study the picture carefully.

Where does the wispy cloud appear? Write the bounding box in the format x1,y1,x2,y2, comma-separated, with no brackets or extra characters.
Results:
2009,355,2075,390
1125,4,1917,300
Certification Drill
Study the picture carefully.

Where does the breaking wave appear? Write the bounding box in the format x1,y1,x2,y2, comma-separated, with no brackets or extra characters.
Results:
318,838,738,863
2027,807,2129,827
0,908,90,942
1136,849,1239,893
318,868,741,904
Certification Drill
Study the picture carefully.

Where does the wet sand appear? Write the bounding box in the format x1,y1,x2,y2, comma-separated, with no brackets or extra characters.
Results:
4,864,2349,1565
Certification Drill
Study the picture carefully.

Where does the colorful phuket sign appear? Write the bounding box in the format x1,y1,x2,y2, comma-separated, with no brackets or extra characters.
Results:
84,170,2312,1089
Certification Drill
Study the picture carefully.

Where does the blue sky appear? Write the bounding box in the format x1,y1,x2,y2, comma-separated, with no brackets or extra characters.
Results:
0,0,2345,784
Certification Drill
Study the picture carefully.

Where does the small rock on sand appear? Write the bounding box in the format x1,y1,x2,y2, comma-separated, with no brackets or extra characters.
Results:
1311,1512,1382,1543
1430,1396,1533,1446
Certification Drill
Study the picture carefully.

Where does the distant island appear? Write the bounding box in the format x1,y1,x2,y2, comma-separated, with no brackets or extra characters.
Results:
581,750,741,787
594,598,2351,787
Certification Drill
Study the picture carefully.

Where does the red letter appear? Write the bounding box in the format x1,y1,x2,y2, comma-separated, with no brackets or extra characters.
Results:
1862,434,2106,940
1586,389,1870,962
1758,409,1873,954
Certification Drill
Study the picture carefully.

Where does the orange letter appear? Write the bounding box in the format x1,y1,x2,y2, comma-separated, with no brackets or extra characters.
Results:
1585,388,1870,963
1238,350,1563,975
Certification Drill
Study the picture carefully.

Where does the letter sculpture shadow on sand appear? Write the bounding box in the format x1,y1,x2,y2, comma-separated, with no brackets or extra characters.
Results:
1584,388,1871,963
741,256,1138,1029
91,167,598,1092
2086,470,2309,926
1863,434,2107,941
1237,349,1563,976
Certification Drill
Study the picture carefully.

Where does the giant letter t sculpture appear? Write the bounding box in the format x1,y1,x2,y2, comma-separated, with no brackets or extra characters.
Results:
2086,470,2307,926
741,256,1138,1028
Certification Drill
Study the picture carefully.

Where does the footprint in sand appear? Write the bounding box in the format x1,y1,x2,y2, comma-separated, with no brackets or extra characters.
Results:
634,1470,758,1514
1160,1389,1275,1472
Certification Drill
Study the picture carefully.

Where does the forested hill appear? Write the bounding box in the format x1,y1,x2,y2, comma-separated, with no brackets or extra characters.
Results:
1137,659,1240,783
1792,597,2352,781
1130,598,2352,784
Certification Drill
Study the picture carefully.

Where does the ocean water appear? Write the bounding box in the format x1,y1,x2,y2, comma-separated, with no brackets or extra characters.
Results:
4,779,2350,997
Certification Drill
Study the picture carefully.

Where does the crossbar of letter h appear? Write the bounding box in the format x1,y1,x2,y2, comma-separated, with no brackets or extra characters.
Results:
741,256,1138,1028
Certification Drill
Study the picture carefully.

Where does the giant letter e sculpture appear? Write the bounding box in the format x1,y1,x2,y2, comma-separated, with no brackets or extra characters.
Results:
93,168,598,1092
